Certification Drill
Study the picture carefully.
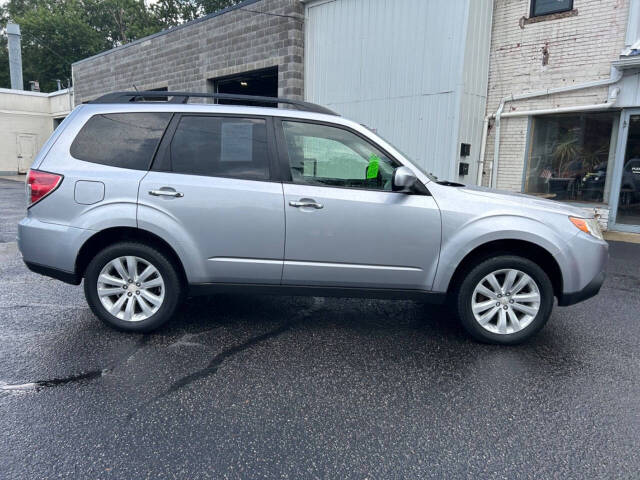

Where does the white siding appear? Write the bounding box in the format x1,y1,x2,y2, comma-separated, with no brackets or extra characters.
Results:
304,0,489,180
457,0,493,182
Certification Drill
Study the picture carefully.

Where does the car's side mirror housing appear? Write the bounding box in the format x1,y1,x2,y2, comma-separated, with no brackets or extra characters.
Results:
392,166,419,193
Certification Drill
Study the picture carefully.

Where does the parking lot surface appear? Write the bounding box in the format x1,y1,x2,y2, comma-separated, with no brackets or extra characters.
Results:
1,178,639,479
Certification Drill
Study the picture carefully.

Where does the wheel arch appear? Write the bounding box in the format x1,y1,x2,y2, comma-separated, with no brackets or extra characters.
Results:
75,226,188,287
445,239,563,300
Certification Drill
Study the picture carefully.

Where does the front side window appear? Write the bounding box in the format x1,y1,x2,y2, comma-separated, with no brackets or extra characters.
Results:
531,0,573,17
282,121,398,191
524,112,616,203
169,116,269,180
70,113,171,170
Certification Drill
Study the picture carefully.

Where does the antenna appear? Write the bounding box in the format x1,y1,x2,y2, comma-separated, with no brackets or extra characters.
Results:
132,84,144,102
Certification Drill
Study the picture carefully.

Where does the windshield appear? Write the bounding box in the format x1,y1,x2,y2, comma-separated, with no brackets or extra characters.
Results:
362,126,438,182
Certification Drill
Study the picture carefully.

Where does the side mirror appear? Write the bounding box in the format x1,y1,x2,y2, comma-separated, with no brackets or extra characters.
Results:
392,166,418,193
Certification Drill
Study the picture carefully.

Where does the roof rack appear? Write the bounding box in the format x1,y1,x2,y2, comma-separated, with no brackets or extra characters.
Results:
89,91,338,116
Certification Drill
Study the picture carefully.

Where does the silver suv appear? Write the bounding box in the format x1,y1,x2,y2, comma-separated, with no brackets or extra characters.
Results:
18,91,608,344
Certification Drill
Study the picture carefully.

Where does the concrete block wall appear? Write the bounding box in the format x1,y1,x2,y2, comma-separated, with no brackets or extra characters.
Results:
72,0,304,105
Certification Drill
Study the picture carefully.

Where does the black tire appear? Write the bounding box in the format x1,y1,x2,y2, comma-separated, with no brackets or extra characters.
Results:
454,255,554,345
84,242,183,332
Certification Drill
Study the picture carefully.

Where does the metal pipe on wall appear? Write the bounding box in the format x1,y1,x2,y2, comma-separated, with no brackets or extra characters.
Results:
477,67,624,188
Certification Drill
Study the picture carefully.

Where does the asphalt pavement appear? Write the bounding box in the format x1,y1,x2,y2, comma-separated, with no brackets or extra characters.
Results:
1,178,639,479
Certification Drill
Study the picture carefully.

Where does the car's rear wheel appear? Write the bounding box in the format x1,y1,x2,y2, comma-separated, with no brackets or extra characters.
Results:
84,242,183,332
455,255,554,344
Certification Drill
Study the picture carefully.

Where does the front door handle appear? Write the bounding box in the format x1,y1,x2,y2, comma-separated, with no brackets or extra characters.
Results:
149,189,184,198
289,200,323,209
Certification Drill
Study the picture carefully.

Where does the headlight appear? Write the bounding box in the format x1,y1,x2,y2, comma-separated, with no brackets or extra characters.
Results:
569,216,604,240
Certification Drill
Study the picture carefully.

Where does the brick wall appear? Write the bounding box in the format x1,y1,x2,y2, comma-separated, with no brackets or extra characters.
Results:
483,0,630,194
72,0,304,105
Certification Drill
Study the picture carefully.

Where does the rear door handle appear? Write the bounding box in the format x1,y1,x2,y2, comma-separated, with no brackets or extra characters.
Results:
289,200,323,209
149,189,184,198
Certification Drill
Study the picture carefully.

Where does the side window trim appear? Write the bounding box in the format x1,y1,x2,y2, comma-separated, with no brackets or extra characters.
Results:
151,113,279,183
274,117,413,193
148,112,177,172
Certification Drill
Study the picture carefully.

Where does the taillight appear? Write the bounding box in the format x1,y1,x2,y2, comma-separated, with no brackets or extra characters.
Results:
26,169,63,207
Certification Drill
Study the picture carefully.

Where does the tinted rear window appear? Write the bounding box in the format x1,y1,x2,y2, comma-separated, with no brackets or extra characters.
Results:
70,113,171,170
169,116,269,180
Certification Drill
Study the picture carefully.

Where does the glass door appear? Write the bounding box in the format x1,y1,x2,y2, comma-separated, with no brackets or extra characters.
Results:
610,110,640,232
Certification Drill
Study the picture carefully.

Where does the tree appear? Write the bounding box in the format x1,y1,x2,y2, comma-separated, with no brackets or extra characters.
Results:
0,0,243,92
198,0,243,15
84,0,164,46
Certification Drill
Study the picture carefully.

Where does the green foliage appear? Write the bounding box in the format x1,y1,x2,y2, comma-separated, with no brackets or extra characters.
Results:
198,0,243,15
0,0,242,92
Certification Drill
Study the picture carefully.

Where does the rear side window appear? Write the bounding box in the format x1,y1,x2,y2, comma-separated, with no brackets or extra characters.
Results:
169,116,269,180
70,113,171,170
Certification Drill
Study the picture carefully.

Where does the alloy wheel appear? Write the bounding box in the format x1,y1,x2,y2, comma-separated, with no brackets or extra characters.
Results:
471,268,541,335
96,256,165,322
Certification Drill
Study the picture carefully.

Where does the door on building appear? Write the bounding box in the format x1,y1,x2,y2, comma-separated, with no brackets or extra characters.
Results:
275,119,442,290
17,133,36,173
610,110,640,232
209,67,278,107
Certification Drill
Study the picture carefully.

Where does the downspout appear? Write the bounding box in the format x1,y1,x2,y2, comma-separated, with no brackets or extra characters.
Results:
476,116,489,185
491,100,505,188
478,67,623,187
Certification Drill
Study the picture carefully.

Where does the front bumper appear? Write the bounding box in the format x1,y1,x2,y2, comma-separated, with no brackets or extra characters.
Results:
557,270,605,306
556,232,608,307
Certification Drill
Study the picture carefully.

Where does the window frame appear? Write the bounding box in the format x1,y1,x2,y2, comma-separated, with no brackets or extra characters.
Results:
273,117,426,194
151,113,281,183
530,0,574,18
70,112,174,171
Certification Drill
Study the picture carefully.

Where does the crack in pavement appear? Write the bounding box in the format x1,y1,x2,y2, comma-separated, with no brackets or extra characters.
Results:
126,297,326,419
163,321,300,397
0,335,150,394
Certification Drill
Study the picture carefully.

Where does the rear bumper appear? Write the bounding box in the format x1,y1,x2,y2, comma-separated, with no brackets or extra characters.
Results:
18,217,92,284
557,270,605,306
24,261,81,285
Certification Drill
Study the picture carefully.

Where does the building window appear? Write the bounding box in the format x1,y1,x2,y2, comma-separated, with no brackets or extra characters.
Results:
530,0,573,17
524,112,616,203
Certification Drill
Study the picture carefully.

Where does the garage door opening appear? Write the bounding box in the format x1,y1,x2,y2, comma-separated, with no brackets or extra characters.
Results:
208,67,278,107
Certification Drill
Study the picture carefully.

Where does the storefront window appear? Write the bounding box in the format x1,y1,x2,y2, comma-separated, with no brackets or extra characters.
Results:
524,112,617,203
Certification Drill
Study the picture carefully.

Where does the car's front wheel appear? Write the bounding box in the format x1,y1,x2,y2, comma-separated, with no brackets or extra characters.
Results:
84,242,183,332
455,255,554,344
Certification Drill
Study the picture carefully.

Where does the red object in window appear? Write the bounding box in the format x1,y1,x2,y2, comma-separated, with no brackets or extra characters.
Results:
27,169,63,206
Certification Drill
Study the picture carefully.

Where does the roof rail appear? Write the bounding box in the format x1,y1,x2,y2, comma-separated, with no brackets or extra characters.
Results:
89,91,338,116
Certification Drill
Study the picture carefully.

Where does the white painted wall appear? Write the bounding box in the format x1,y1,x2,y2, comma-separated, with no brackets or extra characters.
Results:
0,88,73,174
303,0,493,182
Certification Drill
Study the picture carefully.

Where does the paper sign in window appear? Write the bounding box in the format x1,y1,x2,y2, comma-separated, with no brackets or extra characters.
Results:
221,122,253,162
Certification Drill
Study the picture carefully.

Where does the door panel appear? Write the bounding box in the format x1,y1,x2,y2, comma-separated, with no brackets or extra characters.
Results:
139,113,285,284
282,183,441,289
139,172,285,284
